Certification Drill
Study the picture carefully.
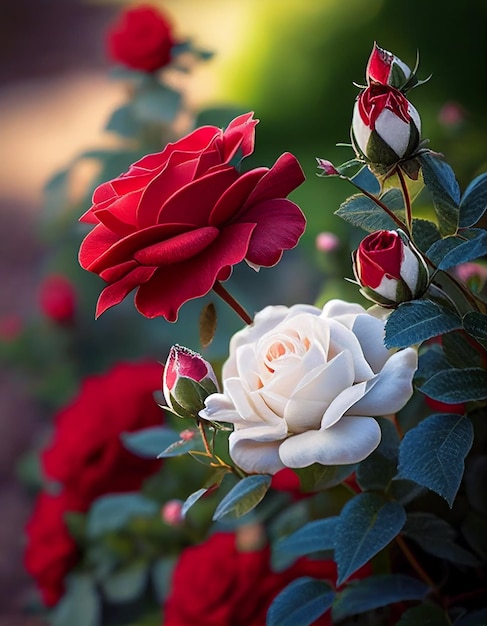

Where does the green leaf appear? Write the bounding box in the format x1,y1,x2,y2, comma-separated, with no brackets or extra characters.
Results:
133,83,182,124
403,512,479,566
199,301,217,348
459,171,487,227
86,493,158,538
335,493,406,585
426,229,487,270
397,413,474,507
51,574,101,626
384,299,462,349
151,557,177,603
350,165,381,194
121,426,181,458
212,474,272,521
181,487,209,517
442,329,484,368
463,311,487,349
334,193,403,233
101,562,148,603
411,218,441,253
419,153,459,235
158,431,205,458
294,463,357,492
332,574,429,621
194,106,250,128
420,367,487,403
266,577,335,626
273,517,338,566
396,603,451,625
356,417,399,491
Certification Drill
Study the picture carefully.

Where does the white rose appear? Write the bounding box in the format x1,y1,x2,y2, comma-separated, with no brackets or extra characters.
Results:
200,300,417,475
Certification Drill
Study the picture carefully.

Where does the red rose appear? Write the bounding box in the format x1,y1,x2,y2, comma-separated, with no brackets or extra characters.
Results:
78,113,306,321
38,274,77,324
42,361,164,503
163,531,337,626
106,5,175,72
24,491,84,607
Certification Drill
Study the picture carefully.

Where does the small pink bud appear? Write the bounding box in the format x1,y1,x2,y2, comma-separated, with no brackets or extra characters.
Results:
316,158,339,176
161,499,184,526
438,101,466,129
179,429,195,441
316,232,340,253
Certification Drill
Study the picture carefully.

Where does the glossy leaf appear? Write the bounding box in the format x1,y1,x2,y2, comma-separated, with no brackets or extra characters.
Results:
335,493,406,584
419,153,459,235
294,463,357,492
411,218,441,252
181,487,209,517
397,413,474,506
121,427,181,459
420,367,487,403
384,299,462,349
425,228,487,270
463,311,487,349
267,577,334,626
273,517,338,565
332,574,429,621
459,171,487,227
102,563,148,603
334,194,404,233
350,164,381,194
212,474,272,521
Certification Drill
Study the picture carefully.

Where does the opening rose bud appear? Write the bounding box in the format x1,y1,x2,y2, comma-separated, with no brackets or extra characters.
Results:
353,229,429,306
351,84,421,170
366,42,413,90
163,345,219,418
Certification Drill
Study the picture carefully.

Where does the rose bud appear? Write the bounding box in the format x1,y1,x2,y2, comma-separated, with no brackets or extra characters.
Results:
366,42,415,90
353,229,429,306
163,345,219,419
351,84,421,171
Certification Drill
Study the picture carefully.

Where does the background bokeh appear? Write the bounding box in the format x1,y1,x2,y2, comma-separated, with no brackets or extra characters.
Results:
0,0,486,622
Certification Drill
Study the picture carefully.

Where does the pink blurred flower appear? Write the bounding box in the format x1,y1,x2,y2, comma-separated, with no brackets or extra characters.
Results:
38,274,77,325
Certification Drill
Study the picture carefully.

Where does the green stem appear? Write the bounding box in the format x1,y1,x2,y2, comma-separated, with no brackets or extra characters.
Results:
213,281,253,325
396,166,413,234
197,418,213,458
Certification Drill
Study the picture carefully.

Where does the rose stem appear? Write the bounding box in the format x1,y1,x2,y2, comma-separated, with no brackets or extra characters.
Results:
396,166,413,233
197,418,213,457
213,281,253,325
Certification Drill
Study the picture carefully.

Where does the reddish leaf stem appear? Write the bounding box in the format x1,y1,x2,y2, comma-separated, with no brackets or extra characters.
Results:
213,281,253,325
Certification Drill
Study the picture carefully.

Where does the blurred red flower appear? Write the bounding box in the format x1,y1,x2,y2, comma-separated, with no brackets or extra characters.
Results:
164,531,340,626
106,4,175,72
38,274,77,324
24,491,84,607
42,361,164,502
79,113,306,321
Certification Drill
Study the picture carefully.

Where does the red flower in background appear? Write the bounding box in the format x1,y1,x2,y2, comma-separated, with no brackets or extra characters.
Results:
163,531,336,626
42,361,164,503
78,113,306,321
106,5,175,72
38,274,77,324
24,491,84,607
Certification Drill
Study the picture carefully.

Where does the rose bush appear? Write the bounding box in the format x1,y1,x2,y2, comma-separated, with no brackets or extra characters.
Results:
200,300,417,474
106,5,175,72
163,530,338,626
42,361,164,503
24,491,84,607
78,112,306,321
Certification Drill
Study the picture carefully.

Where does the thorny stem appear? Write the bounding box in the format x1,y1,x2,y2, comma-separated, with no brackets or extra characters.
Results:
395,534,439,596
396,166,413,233
213,281,253,325
197,418,246,478
197,418,213,458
